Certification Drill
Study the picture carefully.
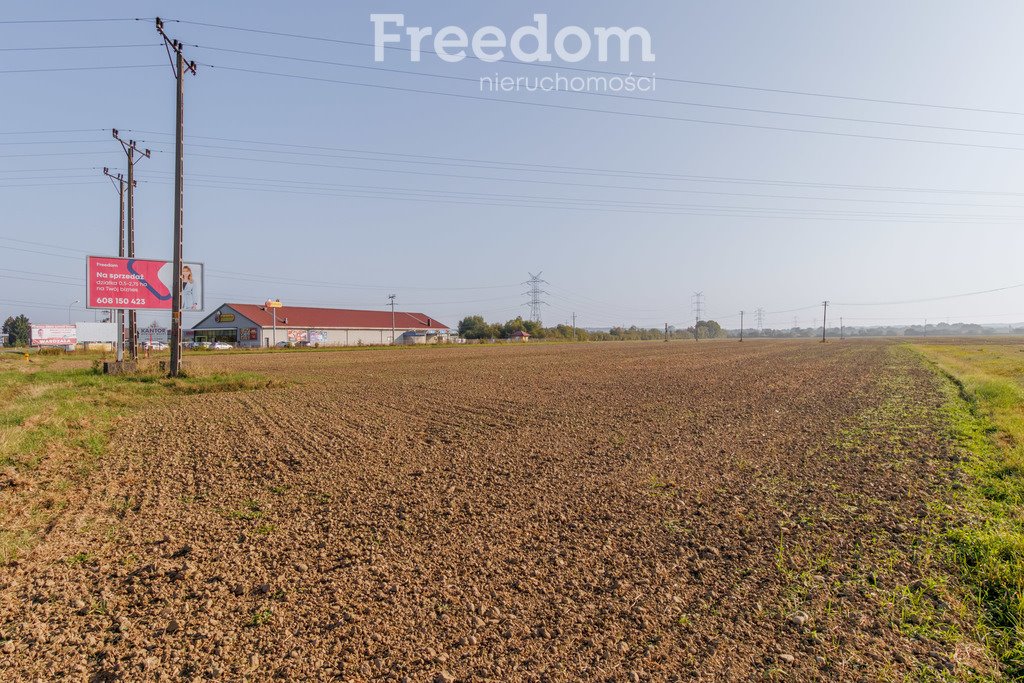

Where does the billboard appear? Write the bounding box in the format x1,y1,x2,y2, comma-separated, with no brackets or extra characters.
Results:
31,324,77,347
86,256,204,311
287,329,308,343
76,322,116,343
139,325,168,343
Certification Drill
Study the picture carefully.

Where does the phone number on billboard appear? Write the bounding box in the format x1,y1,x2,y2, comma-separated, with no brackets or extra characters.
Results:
94,297,151,306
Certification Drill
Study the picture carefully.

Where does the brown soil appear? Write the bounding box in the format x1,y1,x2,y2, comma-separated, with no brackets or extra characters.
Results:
0,341,988,681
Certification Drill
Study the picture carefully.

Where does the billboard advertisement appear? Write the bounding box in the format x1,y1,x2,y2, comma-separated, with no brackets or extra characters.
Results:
287,329,308,343
31,324,77,347
139,325,168,343
86,256,204,311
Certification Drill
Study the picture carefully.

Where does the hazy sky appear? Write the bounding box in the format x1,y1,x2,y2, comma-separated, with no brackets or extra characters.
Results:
4,1,1024,330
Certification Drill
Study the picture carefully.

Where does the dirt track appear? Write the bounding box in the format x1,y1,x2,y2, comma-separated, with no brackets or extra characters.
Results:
0,341,981,681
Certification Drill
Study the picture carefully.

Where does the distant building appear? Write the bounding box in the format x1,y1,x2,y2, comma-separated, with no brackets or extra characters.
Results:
191,303,451,348
509,330,530,342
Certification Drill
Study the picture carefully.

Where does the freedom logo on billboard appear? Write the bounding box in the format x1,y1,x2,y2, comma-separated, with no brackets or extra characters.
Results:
86,256,204,311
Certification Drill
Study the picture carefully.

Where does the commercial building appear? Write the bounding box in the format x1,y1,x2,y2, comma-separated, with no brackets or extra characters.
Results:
189,303,452,347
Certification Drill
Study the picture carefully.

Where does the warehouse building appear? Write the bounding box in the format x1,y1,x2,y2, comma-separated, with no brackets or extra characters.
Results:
189,303,452,348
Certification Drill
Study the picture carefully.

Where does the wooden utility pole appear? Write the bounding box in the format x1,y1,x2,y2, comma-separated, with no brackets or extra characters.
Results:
102,167,127,362
821,300,829,343
112,130,150,361
389,294,396,344
739,310,744,342
157,18,196,377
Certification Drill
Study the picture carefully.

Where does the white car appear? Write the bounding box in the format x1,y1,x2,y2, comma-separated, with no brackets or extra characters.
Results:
211,342,233,350
142,340,168,351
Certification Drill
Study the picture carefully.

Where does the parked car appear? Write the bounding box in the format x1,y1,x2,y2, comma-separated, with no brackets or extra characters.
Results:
275,341,295,348
142,340,168,351
211,341,233,350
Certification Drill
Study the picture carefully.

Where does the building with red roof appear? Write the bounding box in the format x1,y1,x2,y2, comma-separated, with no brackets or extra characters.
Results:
190,303,451,348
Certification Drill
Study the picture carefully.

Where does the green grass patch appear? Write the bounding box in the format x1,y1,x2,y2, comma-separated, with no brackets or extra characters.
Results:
913,342,1024,675
224,499,264,521
0,355,276,565
246,608,273,627
64,551,96,567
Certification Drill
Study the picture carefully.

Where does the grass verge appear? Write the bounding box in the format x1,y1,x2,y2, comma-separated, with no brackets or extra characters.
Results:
0,354,277,565
912,342,1024,676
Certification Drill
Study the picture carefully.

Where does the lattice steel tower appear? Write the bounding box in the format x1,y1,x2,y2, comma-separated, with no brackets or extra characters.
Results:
523,272,549,324
691,291,704,323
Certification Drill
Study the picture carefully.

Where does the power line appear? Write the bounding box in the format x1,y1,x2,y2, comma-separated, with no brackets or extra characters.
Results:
166,18,1024,118
834,282,1024,306
198,62,1024,154
128,146,1024,214
138,141,1024,210
0,65,164,74
0,18,147,24
0,44,158,51
0,129,108,135
189,44,1024,140
140,177,1024,224
0,235,524,293
138,176,1023,224
123,130,1024,198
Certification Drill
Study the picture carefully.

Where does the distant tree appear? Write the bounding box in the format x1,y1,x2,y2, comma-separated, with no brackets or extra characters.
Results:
457,315,490,339
500,317,544,338
2,314,30,347
692,319,725,339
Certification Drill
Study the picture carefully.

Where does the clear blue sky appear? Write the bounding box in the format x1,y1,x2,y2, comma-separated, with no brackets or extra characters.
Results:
3,0,1024,330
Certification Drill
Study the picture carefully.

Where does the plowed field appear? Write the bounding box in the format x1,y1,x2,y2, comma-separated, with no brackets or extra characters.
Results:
0,341,988,681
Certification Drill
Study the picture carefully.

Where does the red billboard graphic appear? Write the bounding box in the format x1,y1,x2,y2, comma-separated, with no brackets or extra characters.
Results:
31,324,77,347
86,256,204,311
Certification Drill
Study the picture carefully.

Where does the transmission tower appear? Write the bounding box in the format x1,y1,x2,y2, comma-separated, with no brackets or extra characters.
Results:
755,307,764,332
691,292,704,340
523,272,549,324
691,292,704,321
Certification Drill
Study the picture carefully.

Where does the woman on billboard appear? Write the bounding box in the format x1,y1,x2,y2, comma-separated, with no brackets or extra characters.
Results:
181,265,199,310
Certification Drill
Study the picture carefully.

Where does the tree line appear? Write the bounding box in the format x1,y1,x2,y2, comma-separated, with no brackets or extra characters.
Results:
457,315,727,341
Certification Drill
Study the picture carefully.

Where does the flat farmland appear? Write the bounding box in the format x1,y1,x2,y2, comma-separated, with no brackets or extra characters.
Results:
0,341,994,681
